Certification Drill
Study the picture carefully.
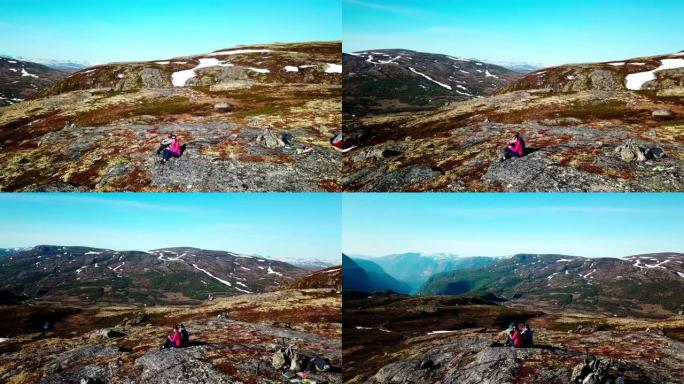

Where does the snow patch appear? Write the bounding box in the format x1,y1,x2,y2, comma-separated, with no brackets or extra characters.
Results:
484,69,499,78
324,63,342,73
427,330,458,335
171,58,234,86
155,61,170,65
677,272,684,278
112,262,125,272
248,67,270,73
608,62,625,66
284,66,299,72
408,67,452,90
267,266,283,276
21,68,38,78
625,59,684,90
556,259,572,262
192,263,232,287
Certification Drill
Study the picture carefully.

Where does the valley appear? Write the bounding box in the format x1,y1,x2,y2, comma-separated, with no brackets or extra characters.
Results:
342,252,684,383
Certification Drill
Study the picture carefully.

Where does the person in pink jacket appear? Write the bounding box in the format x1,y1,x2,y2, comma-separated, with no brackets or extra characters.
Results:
510,325,523,348
499,132,525,161
161,325,183,349
160,134,182,164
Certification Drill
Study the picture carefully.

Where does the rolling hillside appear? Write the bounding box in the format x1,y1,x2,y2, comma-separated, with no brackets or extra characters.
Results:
0,245,306,305
343,49,520,116
420,253,684,317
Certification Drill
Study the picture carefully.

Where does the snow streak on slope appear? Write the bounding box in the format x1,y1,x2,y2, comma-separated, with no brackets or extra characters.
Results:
408,67,452,90
192,263,232,287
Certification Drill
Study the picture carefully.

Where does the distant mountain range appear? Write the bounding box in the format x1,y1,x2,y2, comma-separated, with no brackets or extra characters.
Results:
16,57,89,72
0,57,68,106
342,254,411,294
351,253,498,292
343,48,521,115
420,253,684,317
0,245,309,305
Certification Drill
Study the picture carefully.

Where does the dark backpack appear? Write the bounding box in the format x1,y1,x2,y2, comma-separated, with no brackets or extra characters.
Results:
307,356,331,372
519,137,526,155
282,133,294,145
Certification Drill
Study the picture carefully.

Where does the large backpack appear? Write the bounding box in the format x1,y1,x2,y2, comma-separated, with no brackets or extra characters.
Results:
271,349,288,369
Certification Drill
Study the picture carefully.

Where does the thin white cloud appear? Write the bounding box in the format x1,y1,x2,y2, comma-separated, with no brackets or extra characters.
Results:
438,205,675,216
0,194,202,214
424,26,478,34
343,0,428,17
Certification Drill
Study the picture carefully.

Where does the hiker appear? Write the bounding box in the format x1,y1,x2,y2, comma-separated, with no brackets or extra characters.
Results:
330,132,356,153
521,323,534,347
180,323,190,346
159,135,182,164
500,322,515,346
510,325,523,348
160,324,183,349
156,134,175,154
499,132,525,161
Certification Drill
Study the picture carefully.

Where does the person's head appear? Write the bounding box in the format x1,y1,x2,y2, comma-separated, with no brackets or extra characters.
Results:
525,323,530,330
513,132,520,140
169,134,177,140
514,324,520,331
173,324,179,331
180,323,185,329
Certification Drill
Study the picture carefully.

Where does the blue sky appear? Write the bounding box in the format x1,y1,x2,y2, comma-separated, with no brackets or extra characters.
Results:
0,193,341,263
343,0,684,66
343,193,684,259
0,0,341,64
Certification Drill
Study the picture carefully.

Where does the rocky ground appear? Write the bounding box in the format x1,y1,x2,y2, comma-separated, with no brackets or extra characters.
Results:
343,294,684,384
343,88,684,191
0,289,341,384
0,42,341,191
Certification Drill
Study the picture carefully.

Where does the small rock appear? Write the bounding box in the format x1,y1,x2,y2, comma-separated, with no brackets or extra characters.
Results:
104,329,127,338
214,102,233,111
382,148,402,158
652,109,674,119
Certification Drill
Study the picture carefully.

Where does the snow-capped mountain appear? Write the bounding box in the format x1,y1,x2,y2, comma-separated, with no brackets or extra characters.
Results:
16,57,89,73
420,253,684,316
343,48,522,116
0,57,67,106
0,245,307,305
